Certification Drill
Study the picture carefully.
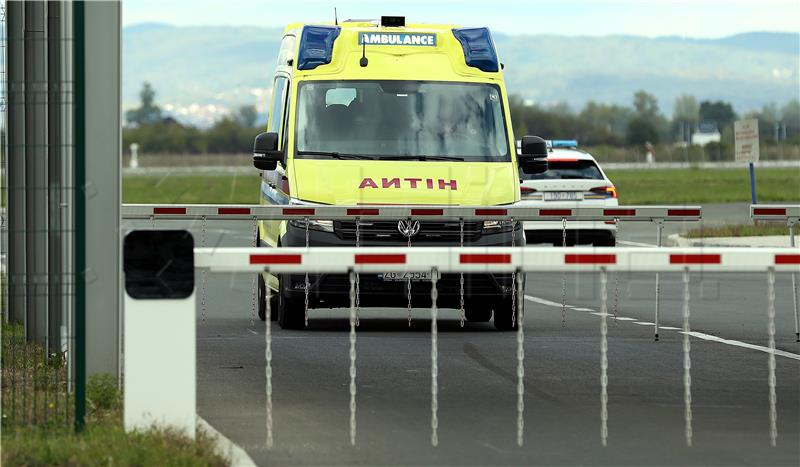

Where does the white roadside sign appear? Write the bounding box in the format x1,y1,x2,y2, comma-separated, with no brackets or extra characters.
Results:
734,119,760,163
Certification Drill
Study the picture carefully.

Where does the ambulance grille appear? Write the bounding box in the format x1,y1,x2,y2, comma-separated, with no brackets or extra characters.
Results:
334,220,483,243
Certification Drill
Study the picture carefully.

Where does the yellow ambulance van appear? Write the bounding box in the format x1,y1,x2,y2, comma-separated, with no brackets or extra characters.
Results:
253,16,548,330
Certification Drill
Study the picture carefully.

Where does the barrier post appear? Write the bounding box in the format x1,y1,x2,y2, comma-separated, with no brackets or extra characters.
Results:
789,219,799,342
122,230,196,438
654,219,664,341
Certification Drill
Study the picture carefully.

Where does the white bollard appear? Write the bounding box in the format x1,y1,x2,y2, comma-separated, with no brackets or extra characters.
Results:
123,230,196,438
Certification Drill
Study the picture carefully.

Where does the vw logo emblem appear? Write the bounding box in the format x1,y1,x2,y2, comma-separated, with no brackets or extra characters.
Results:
397,220,421,238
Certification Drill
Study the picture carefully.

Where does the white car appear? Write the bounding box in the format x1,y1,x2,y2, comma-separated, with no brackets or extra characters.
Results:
517,140,618,246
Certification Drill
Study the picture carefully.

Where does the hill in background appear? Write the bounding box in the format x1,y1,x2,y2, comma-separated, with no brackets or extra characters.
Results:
123,24,799,126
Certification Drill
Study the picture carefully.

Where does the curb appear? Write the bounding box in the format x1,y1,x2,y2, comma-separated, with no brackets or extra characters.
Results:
198,416,258,467
667,233,800,248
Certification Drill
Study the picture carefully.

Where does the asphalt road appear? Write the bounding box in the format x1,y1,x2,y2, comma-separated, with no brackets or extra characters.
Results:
130,204,800,466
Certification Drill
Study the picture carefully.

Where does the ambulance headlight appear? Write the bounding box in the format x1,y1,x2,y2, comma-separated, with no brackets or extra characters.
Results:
482,220,515,232
289,219,334,233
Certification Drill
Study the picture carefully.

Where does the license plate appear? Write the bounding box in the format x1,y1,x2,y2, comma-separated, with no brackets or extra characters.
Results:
380,271,432,281
544,191,583,201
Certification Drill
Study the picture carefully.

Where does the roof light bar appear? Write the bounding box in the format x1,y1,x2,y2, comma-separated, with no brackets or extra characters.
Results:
297,25,341,70
546,140,579,148
452,27,499,73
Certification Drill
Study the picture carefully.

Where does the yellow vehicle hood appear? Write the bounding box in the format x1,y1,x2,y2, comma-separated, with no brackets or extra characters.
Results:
291,159,519,205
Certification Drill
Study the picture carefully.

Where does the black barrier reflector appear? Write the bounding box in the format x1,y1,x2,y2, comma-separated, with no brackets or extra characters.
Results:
124,230,194,299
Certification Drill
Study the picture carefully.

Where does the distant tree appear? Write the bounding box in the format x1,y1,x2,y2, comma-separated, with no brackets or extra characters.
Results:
235,105,259,128
633,90,659,119
627,117,659,145
126,82,163,126
673,94,699,124
699,100,736,129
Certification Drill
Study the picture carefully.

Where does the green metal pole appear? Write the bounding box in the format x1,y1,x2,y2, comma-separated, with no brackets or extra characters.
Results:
73,0,86,433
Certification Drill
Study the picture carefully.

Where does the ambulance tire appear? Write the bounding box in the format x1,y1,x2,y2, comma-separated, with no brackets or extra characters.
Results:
492,296,519,331
257,273,278,322
464,302,492,322
277,274,306,330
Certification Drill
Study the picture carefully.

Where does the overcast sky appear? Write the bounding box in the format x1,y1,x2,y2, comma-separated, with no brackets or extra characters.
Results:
123,0,800,38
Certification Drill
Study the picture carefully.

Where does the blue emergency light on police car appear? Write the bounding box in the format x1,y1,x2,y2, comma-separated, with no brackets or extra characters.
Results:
547,140,579,149
452,27,499,73
297,25,341,70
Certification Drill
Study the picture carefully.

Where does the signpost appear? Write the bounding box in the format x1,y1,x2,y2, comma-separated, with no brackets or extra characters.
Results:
734,119,760,204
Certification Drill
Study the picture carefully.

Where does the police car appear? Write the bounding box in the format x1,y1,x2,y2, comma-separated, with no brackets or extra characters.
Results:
517,140,618,246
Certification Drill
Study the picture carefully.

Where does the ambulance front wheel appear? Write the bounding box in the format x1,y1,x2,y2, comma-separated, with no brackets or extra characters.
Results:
493,296,519,331
277,274,306,330
464,301,492,322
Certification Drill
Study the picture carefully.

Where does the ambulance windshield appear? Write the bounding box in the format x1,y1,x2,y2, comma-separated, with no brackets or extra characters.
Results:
295,81,510,162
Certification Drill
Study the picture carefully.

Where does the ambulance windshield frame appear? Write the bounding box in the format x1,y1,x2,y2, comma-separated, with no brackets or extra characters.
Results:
294,80,512,162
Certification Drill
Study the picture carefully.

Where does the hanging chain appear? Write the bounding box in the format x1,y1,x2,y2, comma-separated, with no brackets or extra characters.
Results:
430,268,439,447
682,268,693,447
600,268,609,447
355,219,361,326
407,231,413,327
265,279,273,449
767,268,778,447
561,217,568,327
511,219,517,327
459,218,465,327
516,270,525,447
250,217,258,326
200,216,208,324
349,270,358,446
612,218,620,322
304,218,310,328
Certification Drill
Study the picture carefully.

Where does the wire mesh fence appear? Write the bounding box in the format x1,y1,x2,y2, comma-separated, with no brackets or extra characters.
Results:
1,0,77,432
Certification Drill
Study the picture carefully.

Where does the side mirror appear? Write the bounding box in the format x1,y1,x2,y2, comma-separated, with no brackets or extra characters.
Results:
518,135,549,175
253,132,281,171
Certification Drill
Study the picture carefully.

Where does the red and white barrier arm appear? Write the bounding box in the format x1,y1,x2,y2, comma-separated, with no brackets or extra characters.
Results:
123,204,702,222
750,205,800,223
194,246,800,274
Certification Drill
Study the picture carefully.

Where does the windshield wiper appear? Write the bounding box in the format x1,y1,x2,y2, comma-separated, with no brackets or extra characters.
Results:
297,150,374,160
379,155,465,161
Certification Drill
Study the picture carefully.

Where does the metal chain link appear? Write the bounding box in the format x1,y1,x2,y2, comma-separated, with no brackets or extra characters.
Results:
407,232,413,327
201,216,208,324
265,279,273,449
349,270,358,446
250,217,258,326
561,217,568,327
511,218,517,327
600,268,609,447
767,268,778,447
516,270,525,447
355,219,361,326
612,218,620,322
682,268,693,447
430,268,439,447
459,218,465,327
304,218,310,328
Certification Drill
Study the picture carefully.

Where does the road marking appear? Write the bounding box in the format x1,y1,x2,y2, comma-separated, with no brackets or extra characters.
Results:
247,329,258,335
572,307,595,312
198,417,257,467
524,295,574,308
525,294,800,361
618,240,658,247
680,331,800,361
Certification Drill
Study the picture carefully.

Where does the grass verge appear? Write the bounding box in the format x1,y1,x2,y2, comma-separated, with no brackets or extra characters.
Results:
606,167,800,205
1,323,229,466
683,223,794,238
122,168,800,205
